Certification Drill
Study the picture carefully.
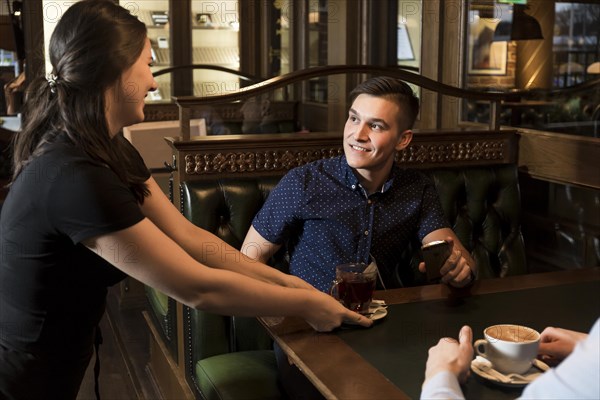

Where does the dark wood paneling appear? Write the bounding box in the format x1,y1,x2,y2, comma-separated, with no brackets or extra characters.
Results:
517,129,600,190
169,0,192,96
239,0,262,78
22,0,44,79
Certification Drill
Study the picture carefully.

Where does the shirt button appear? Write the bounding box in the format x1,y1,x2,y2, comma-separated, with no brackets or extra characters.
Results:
364,230,369,236
351,185,356,189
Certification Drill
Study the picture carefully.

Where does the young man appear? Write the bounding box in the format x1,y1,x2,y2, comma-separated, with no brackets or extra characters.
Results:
242,76,476,292
242,76,477,400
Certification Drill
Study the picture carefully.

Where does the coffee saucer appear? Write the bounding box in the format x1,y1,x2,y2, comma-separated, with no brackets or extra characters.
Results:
364,299,388,321
471,356,549,388
343,300,388,326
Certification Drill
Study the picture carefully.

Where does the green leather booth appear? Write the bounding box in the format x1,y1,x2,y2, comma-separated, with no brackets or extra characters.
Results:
141,100,302,395
180,177,283,400
172,163,527,400
145,286,177,362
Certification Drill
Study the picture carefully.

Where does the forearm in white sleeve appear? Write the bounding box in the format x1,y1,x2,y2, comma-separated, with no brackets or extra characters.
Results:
519,319,600,400
420,371,466,400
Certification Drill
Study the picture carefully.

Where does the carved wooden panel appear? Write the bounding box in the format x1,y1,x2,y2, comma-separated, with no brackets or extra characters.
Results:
184,148,343,175
168,129,517,184
399,140,506,164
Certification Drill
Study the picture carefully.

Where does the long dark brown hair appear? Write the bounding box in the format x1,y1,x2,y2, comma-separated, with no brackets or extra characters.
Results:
12,0,149,202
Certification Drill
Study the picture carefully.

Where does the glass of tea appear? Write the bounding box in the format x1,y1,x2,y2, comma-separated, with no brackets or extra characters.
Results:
330,263,377,314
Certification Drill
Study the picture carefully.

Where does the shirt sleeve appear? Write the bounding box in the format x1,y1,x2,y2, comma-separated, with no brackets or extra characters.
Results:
416,178,450,241
519,319,600,400
47,158,146,244
251,168,304,244
420,371,465,400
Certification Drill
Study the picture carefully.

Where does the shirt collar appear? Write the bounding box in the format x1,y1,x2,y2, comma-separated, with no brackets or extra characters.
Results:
339,155,398,194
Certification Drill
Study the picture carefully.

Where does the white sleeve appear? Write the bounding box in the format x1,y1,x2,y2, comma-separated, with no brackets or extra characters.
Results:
420,371,465,400
519,319,600,400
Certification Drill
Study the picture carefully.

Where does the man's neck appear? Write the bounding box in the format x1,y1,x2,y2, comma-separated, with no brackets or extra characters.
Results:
353,166,393,195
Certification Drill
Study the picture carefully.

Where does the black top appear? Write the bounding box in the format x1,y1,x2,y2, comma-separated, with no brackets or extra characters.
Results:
0,133,149,354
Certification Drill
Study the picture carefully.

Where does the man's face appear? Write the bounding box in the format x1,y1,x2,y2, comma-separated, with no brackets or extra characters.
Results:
343,94,412,176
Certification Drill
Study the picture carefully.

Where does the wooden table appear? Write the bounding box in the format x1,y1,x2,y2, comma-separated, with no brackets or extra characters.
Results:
260,268,600,399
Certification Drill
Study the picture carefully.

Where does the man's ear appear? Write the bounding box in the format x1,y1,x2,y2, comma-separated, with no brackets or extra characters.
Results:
395,129,413,151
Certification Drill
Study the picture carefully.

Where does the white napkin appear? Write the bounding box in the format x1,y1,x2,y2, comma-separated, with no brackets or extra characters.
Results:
368,299,388,315
363,260,377,274
365,256,387,290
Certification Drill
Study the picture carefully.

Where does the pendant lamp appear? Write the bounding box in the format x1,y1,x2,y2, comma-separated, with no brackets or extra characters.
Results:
493,4,544,42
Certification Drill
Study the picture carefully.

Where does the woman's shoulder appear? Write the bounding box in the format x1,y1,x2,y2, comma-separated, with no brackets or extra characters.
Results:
20,139,109,190
37,136,102,168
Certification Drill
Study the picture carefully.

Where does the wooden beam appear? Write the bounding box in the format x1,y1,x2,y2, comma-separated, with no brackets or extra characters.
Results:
517,128,600,190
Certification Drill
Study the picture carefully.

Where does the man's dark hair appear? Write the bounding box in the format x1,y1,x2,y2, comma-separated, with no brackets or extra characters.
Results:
349,76,420,130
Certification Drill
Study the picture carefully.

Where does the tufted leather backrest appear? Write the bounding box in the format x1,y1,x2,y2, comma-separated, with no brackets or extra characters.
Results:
181,178,281,250
428,165,527,278
181,178,283,361
398,165,528,287
180,163,527,361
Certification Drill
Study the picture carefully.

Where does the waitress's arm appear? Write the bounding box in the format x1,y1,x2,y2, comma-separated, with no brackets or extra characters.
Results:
82,216,371,331
137,176,312,290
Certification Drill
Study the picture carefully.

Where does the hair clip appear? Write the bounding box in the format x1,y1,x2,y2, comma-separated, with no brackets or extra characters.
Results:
46,73,58,94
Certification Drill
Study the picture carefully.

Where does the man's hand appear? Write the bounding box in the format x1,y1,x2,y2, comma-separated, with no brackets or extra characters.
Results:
424,325,473,384
538,326,588,366
419,237,473,288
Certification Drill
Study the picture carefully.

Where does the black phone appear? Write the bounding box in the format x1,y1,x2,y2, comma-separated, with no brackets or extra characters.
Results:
421,240,452,281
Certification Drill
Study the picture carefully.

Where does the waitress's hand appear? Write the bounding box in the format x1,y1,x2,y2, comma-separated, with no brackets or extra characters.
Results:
302,291,373,331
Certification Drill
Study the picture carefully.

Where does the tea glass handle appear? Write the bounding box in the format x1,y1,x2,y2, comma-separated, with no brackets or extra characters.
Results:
474,339,489,357
330,279,341,299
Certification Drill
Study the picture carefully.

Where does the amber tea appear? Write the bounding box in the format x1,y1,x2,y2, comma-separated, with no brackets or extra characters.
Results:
331,263,377,314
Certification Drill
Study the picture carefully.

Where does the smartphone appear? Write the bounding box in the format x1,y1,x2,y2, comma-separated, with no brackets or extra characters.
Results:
421,240,452,281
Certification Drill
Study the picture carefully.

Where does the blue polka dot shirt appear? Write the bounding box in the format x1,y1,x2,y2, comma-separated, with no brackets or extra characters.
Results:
251,155,449,292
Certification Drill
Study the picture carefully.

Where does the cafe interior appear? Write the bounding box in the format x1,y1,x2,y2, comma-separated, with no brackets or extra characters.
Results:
0,0,598,399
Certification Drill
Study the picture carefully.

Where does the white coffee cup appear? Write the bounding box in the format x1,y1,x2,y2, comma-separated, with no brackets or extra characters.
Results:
474,324,540,375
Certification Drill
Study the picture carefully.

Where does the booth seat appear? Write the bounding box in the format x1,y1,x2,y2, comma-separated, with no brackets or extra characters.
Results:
145,286,178,361
140,101,300,367
180,177,283,400
176,162,527,400
402,164,528,285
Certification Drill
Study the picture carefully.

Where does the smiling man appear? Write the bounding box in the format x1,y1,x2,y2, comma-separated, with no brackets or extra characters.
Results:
242,76,476,400
243,76,475,292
